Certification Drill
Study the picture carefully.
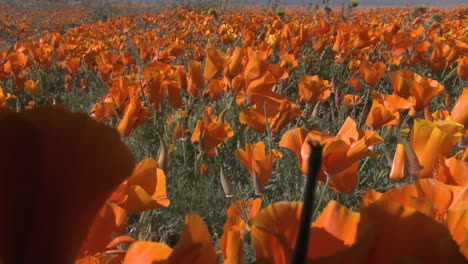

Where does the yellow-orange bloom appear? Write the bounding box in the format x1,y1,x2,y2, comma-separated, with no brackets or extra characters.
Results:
451,87,468,128
389,143,406,181
411,118,463,179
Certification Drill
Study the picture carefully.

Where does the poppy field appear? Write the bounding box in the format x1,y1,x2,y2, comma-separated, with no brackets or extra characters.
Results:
0,1,467,263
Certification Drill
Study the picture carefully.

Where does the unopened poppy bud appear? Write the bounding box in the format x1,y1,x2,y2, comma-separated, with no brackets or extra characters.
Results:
312,101,320,117
444,93,451,107
252,169,264,195
218,108,227,123
200,163,208,176
220,166,235,197
389,143,407,181
157,135,168,174
424,107,434,121
398,136,424,175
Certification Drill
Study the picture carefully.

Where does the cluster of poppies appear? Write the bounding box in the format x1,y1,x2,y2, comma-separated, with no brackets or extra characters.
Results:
0,3,467,263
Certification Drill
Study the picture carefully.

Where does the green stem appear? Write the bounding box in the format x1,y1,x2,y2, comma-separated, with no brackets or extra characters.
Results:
263,102,273,150
312,175,330,218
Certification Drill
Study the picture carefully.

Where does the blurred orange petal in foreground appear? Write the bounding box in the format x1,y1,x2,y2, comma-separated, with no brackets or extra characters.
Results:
220,216,247,264
168,215,219,264
252,200,465,264
316,200,466,264
78,202,127,258
123,241,173,264
0,106,134,264
251,201,359,263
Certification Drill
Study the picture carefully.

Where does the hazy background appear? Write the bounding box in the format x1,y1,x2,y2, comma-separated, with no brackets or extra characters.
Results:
133,0,466,6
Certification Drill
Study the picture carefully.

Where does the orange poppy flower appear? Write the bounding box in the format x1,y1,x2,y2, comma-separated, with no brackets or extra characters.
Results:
206,78,227,100
280,119,382,193
200,163,208,175
0,56,12,81
239,99,302,135
90,98,115,122
227,198,262,222
365,93,400,129
81,78,89,89
457,57,468,79
66,57,81,75
298,74,331,104
446,209,468,259
203,48,230,80
0,106,134,264
437,154,468,187
235,141,282,195
279,127,309,167
24,79,39,96
251,200,359,263
411,118,463,179
389,69,444,111
187,60,205,96
430,42,458,72
225,47,245,79
220,216,246,264
191,106,234,157
361,179,468,220
7,52,28,75
451,87,468,128
26,42,54,70
348,77,362,91
341,94,361,108
117,98,153,137
314,200,466,264
300,118,383,192
359,60,386,87
389,143,406,181
109,158,169,214
251,201,301,263
0,86,14,109
65,73,73,91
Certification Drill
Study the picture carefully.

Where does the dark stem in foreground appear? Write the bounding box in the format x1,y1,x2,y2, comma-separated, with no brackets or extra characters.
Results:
291,141,323,264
